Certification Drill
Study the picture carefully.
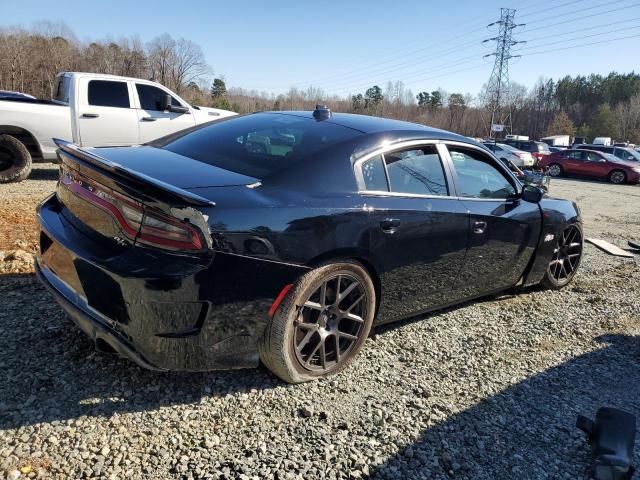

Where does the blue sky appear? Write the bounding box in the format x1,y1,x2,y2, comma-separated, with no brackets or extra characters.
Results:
4,0,639,99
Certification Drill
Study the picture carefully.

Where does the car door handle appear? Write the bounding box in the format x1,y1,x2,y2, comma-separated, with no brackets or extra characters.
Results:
473,221,488,234
81,113,99,118
380,218,400,234
141,117,157,122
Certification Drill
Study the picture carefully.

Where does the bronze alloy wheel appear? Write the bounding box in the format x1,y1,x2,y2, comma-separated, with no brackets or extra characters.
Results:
260,262,375,383
544,224,583,288
293,273,368,372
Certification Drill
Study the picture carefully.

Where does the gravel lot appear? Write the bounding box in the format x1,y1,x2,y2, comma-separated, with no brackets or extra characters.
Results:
1,165,639,479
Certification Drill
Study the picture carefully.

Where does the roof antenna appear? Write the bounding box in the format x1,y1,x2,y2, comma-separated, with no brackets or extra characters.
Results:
313,105,331,121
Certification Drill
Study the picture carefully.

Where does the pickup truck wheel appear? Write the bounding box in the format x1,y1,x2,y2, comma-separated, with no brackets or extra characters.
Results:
0,135,32,183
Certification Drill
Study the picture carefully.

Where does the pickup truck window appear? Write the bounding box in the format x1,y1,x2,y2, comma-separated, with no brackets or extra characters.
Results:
88,80,130,108
136,84,181,111
53,75,71,103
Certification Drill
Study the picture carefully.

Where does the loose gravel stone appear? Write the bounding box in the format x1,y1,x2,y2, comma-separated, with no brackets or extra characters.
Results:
0,169,639,479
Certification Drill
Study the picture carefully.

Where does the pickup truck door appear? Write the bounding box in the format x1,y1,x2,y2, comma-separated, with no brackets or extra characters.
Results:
134,83,196,143
77,79,140,147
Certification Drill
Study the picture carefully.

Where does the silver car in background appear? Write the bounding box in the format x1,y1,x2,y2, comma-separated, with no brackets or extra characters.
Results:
483,142,535,167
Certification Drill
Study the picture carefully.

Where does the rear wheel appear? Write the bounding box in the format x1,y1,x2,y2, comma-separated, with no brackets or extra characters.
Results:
260,262,375,383
540,223,583,289
608,169,626,184
0,135,32,183
547,163,562,177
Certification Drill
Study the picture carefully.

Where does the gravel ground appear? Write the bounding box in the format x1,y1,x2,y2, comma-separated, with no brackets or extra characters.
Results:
1,167,639,479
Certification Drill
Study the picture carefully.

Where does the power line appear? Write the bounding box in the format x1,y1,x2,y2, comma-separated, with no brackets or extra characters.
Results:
287,0,566,87
329,57,485,95
524,0,636,25
517,24,640,51
517,0,589,20
325,2,638,96
522,31,640,55
526,1,639,31
322,40,480,88
313,0,612,94
519,16,640,43
323,28,639,99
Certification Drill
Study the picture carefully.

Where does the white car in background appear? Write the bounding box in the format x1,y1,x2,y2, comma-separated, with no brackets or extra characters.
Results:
0,72,236,182
482,142,535,167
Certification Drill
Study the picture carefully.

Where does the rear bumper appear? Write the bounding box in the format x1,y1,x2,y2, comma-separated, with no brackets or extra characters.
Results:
36,194,309,371
36,261,163,370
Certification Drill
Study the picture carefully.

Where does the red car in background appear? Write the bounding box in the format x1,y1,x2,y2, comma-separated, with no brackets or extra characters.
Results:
538,149,640,184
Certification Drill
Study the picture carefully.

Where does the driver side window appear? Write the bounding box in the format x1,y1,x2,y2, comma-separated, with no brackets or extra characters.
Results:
136,84,182,111
448,147,516,199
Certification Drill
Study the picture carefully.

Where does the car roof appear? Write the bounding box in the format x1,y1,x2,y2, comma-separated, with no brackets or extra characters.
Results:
270,111,469,141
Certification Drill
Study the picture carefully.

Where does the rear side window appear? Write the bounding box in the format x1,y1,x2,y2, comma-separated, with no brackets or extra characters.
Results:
156,113,361,178
384,146,448,196
136,84,182,111
449,147,516,199
88,80,130,108
362,155,388,191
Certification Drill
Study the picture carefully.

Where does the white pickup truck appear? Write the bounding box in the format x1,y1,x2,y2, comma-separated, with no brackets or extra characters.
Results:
0,72,236,182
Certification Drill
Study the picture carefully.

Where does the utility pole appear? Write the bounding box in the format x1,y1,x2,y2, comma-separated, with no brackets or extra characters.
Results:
483,8,525,139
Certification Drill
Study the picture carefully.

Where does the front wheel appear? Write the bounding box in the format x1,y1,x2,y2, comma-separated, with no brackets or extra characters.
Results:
608,170,626,184
547,163,562,177
540,223,583,289
260,262,376,383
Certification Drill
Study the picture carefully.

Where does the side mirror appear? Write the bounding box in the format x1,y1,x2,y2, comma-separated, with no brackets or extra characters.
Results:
161,94,172,111
521,184,543,203
162,94,189,114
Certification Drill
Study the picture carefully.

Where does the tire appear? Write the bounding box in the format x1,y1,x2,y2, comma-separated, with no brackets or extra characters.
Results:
608,169,626,185
547,163,562,177
540,223,583,290
260,261,376,384
0,134,32,183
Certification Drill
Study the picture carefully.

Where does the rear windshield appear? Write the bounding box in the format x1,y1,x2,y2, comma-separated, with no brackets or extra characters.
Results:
154,113,361,178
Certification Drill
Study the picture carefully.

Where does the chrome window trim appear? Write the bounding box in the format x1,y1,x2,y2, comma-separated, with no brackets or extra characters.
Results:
360,190,455,200
353,139,451,197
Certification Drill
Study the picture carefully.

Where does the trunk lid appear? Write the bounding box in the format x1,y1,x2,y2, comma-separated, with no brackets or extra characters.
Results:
85,145,257,189
54,140,248,252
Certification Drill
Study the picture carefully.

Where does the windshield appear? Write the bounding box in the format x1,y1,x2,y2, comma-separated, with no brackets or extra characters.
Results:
153,113,361,178
536,142,551,153
619,148,640,161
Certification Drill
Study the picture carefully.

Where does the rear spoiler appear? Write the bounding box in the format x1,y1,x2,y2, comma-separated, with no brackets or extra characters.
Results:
54,139,215,208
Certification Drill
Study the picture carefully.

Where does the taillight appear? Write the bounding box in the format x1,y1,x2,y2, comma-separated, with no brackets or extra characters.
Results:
137,210,203,251
61,171,204,251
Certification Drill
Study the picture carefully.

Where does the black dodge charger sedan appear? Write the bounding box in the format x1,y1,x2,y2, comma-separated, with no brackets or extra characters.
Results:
36,108,582,383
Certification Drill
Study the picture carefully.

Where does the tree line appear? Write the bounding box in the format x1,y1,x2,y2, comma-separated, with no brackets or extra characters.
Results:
2,23,639,143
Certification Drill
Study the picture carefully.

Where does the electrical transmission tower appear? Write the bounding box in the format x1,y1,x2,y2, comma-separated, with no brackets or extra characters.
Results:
483,8,525,138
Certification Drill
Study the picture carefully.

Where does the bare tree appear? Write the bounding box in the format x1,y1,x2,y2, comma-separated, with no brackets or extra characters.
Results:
170,38,210,93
